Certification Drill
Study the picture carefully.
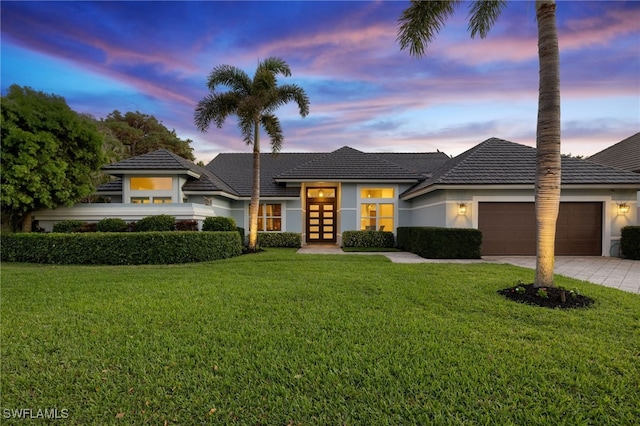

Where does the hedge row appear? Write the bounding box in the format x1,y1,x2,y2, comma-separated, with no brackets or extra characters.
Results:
257,232,302,248
621,226,640,260
397,227,482,259
342,230,395,248
0,231,242,265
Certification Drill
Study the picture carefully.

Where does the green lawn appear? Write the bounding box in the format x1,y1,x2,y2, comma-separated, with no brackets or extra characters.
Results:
1,249,639,425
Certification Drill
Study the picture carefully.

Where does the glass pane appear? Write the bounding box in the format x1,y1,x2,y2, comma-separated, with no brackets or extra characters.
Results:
310,226,320,232
323,233,333,239
361,204,376,217
130,177,172,191
323,204,333,211
131,197,150,204
257,218,264,231
379,218,393,231
258,204,263,216
153,197,172,204
325,211,333,218
267,204,281,216
380,204,394,216
310,205,319,211
310,219,319,225
309,233,319,239
324,226,333,232
325,219,333,225
310,212,319,218
360,188,393,199
266,218,281,231
307,188,335,198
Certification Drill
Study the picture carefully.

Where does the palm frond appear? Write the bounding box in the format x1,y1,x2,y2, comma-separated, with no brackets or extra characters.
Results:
397,0,462,57
237,115,256,146
261,114,284,153
268,84,310,117
193,93,240,132
468,0,507,39
207,65,251,95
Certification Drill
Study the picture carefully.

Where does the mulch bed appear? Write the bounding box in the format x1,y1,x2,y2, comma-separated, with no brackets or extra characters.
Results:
498,283,595,309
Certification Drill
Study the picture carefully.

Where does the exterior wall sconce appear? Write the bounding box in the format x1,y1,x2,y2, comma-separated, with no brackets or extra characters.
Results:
318,190,324,197
618,203,630,215
458,203,468,215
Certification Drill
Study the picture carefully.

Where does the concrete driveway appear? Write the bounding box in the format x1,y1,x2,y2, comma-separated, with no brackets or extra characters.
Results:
297,246,640,294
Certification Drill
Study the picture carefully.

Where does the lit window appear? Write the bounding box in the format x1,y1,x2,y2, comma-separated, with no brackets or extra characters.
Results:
130,177,173,191
360,203,394,231
153,197,172,204
257,203,282,231
307,188,336,198
131,197,150,204
361,188,394,199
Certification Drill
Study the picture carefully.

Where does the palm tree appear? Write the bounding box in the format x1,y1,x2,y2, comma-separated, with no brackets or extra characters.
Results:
194,57,310,251
398,0,561,288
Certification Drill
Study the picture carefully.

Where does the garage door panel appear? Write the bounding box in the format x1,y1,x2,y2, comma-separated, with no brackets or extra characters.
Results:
479,202,602,256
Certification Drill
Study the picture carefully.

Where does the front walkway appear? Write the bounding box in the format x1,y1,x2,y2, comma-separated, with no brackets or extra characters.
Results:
296,246,640,294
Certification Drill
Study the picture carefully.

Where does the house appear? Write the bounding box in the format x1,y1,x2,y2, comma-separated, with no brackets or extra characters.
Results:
34,137,640,257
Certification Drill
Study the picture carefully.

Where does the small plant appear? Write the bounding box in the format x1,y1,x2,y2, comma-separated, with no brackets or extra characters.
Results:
536,288,549,299
202,216,236,231
97,218,128,232
135,215,176,232
515,286,526,294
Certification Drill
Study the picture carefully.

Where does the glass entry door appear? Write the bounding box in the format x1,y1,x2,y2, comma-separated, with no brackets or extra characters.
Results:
306,187,336,243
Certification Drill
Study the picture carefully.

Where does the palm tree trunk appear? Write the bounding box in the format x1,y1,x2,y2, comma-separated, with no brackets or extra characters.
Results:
248,120,261,251
534,0,561,288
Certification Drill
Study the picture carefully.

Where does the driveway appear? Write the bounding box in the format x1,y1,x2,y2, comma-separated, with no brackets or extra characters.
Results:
297,246,640,294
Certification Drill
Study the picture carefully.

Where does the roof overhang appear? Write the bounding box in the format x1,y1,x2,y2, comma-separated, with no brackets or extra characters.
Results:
104,169,201,179
274,178,419,184
401,183,640,201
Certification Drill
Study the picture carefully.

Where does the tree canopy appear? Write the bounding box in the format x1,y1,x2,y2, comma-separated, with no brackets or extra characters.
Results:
1,85,105,231
102,110,194,161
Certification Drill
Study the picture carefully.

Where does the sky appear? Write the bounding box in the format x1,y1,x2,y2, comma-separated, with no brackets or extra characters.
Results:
1,1,639,164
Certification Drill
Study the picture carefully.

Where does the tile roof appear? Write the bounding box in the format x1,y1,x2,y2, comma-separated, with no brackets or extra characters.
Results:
274,146,433,181
587,132,640,173
103,149,200,173
401,137,640,198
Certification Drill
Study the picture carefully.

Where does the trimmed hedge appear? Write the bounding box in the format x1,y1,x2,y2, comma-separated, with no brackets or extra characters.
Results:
134,215,176,232
0,232,242,265
397,227,482,259
52,220,86,233
97,218,128,232
620,226,640,260
342,230,395,248
257,232,302,248
202,216,236,231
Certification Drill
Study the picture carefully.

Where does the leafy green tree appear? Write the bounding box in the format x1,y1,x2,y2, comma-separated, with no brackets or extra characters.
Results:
398,0,561,288
102,110,195,160
1,85,105,231
194,57,310,251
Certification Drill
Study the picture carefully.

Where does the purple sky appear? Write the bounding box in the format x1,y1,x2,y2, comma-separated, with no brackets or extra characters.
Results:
2,1,639,164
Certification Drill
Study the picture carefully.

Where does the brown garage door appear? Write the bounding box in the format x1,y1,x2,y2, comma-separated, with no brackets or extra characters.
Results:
478,202,602,256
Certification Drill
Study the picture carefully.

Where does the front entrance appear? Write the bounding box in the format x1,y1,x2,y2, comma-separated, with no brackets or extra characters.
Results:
306,187,337,244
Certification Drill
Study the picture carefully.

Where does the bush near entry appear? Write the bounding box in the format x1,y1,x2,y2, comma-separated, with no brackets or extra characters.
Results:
397,227,482,259
620,226,640,260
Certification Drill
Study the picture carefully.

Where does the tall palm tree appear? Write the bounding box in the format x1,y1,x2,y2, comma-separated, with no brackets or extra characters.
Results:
194,57,310,251
398,0,561,288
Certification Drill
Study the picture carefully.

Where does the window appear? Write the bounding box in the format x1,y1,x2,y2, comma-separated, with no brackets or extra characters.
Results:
130,177,173,191
130,197,172,204
258,203,282,231
360,187,394,231
307,188,336,198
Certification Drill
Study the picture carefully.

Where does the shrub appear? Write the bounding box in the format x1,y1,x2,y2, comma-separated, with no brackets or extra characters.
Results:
342,231,395,248
52,220,87,233
202,216,236,231
0,232,242,265
176,220,199,231
134,215,175,232
620,226,640,260
397,227,482,259
97,218,128,232
257,232,302,248
75,223,98,233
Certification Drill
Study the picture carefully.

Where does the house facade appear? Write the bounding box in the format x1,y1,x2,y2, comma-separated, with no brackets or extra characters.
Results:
34,137,640,257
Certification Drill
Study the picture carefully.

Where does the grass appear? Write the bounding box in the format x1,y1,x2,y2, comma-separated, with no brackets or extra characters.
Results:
1,249,639,425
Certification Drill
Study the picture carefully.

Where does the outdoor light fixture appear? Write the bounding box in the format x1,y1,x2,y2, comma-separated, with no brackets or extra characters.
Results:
618,203,630,215
458,203,468,215
318,190,324,197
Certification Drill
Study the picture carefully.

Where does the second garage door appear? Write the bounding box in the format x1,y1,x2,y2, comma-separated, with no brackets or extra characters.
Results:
478,202,602,256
